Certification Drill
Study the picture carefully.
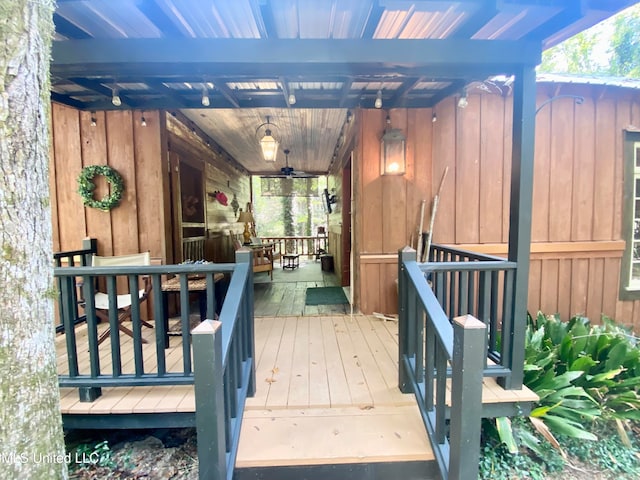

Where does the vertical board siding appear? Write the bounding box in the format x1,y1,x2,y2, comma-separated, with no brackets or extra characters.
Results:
356,108,434,314
355,85,640,332
571,94,595,241
51,104,167,260
52,104,86,250
593,99,617,241
79,110,113,256
455,93,481,244
479,92,506,244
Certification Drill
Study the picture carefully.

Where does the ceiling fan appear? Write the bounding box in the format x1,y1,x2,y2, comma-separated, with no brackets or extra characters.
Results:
263,149,316,178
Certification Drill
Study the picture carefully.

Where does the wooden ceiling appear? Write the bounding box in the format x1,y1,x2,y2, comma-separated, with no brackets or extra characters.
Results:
50,0,637,174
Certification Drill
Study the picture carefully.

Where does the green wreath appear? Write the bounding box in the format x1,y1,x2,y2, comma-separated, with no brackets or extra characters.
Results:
77,165,124,211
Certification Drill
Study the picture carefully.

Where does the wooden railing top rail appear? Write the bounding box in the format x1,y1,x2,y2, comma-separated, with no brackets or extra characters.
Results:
422,260,516,272
431,243,509,263
404,258,454,357
218,261,250,365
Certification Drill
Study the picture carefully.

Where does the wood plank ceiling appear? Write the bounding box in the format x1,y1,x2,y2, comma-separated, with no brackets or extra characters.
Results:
50,0,637,175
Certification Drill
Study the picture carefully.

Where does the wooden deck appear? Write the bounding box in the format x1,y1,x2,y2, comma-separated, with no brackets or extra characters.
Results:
253,257,351,316
57,311,535,467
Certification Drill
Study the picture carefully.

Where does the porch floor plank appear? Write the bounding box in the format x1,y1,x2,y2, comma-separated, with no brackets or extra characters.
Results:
57,310,533,467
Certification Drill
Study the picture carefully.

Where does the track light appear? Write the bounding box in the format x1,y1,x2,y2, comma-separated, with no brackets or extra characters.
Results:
111,87,121,107
90,111,97,127
375,89,383,109
201,86,210,107
457,88,468,109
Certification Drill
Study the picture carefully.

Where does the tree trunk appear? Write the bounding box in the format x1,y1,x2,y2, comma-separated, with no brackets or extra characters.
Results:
0,1,65,479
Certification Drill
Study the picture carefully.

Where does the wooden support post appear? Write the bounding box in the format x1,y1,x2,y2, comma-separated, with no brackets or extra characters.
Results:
448,315,486,480
398,247,417,393
235,248,256,397
504,64,537,389
193,320,227,480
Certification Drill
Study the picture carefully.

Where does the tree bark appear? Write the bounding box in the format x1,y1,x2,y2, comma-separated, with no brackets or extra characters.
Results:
0,1,65,479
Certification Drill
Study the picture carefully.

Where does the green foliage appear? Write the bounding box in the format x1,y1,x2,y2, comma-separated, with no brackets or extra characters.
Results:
77,165,124,211
67,439,115,472
486,312,640,475
539,4,640,78
539,31,602,74
610,6,640,78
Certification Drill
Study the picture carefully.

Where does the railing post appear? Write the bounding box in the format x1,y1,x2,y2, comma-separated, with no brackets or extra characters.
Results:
235,248,255,396
398,246,416,393
448,315,486,480
193,320,227,480
81,237,97,263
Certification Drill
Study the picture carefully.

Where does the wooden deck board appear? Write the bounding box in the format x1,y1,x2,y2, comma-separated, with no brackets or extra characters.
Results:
57,311,536,467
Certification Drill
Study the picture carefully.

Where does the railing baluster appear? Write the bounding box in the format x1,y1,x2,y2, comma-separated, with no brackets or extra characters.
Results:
458,270,468,315
179,275,191,375
106,276,122,377
128,274,144,376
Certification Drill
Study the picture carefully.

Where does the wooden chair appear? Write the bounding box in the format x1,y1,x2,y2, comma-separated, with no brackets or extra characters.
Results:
233,237,273,280
88,252,154,345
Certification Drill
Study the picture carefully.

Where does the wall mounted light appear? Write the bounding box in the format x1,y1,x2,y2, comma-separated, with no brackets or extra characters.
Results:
432,112,437,123
90,111,97,127
288,88,296,105
140,112,147,127
111,87,122,107
374,89,383,109
380,116,406,176
201,85,210,107
255,115,279,162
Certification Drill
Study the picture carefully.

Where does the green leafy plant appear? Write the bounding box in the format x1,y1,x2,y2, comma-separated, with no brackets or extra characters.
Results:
492,312,640,455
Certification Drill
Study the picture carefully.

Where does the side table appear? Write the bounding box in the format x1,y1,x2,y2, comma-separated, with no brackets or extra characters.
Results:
282,253,300,270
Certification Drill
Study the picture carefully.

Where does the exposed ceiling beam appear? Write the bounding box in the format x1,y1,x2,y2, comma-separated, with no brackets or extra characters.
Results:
211,79,241,108
51,39,541,77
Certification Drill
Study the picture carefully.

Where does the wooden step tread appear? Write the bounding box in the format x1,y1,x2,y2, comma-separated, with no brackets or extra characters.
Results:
236,405,434,468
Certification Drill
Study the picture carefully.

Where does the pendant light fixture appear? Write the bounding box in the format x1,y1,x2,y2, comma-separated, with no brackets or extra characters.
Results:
256,116,280,162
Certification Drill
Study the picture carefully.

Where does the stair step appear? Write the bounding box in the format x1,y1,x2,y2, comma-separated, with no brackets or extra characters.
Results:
236,405,434,468
234,460,439,480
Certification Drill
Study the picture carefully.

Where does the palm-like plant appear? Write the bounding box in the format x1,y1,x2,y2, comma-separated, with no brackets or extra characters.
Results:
495,312,640,455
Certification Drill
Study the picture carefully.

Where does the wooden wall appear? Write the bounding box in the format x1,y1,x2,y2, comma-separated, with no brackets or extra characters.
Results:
433,83,640,331
50,104,250,265
354,109,433,315
353,84,640,333
166,115,251,263
50,104,168,260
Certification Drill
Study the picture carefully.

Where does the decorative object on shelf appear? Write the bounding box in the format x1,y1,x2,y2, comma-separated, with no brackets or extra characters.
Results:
380,114,406,175
255,115,279,162
208,190,228,206
236,209,255,245
230,194,239,216
77,165,124,211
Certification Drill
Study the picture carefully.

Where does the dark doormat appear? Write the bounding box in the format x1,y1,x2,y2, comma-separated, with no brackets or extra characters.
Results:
305,286,349,305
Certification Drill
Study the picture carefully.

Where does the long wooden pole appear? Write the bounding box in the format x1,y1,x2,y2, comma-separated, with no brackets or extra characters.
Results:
424,166,449,262
416,199,426,260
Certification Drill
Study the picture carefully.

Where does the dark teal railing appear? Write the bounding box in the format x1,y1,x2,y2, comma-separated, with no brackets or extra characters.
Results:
398,246,513,480
55,247,255,480
428,244,519,382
